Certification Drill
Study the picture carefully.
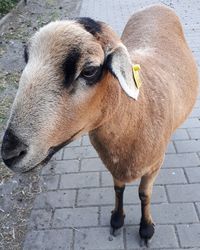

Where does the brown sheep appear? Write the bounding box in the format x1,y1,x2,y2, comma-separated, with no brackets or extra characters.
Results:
1,5,199,246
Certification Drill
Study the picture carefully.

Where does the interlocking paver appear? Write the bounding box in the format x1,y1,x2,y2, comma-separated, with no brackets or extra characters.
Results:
177,224,200,248
74,227,124,250
171,128,189,140
34,190,76,209
81,157,105,172
52,207,99,228
185,167,200,183
40,174,60,191
162,153,200,168
60,172,99,189
175,140,200,153
23,229,73,250
63,146,98,160
126,225,179,249
42,160,79,175
28,209,52,230
167,183,200,202
188,128,200,139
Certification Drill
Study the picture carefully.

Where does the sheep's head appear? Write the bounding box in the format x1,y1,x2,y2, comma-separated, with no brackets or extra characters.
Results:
1,18,138,172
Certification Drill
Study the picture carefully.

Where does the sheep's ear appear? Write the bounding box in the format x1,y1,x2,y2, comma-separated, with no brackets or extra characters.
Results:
106,44,139,100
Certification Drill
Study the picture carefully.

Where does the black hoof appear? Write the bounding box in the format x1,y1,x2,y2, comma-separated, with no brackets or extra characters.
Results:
139,221,155,242
110,227,122,237
110,211,125,235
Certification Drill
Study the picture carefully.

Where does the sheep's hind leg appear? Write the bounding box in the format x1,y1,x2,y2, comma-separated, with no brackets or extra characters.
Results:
110,178,125,236
139,166,161,247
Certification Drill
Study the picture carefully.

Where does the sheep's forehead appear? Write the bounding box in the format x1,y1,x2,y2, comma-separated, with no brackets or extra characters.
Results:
29,21,104,65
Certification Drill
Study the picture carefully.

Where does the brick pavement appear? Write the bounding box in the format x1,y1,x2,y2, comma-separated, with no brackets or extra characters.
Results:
23,0,200,249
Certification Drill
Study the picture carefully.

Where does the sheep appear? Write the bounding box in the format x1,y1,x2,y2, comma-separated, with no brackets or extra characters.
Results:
1,4,199,246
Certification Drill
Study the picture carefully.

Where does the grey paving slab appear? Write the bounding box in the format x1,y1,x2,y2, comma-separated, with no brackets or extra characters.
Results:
63,146,98,160
175,140,200,153
52,207,99,228
177,224,200,248
188,128,200,139
126,225,179,249
81,157,105,172
185,167,200,183
42,160,79,175
28,209,52,230
40,174,60,191
171,128,189,140
23,229,73,250
74,227,124,250
60,172,100,189
167,183,200,202
162,153,200,168
34,190,76,209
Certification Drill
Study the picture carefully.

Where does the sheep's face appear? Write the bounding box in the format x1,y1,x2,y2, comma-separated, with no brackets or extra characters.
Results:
1,19,124,172
2,18,138,172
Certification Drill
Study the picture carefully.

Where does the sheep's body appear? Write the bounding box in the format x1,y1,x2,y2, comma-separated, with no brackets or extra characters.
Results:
90,5,199,183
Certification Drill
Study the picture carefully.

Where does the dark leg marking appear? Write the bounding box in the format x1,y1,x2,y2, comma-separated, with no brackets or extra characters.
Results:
110,185,125,236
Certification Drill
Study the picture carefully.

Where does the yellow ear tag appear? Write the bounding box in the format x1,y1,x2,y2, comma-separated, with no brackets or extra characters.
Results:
132,64,142,89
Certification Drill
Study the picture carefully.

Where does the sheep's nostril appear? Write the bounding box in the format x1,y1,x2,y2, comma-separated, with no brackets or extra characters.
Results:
1,129,28,168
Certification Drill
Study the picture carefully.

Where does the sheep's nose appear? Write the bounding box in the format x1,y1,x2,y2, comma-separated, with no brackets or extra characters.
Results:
1,129,27,168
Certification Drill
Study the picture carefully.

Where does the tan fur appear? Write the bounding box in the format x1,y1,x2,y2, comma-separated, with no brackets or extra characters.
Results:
90,5,199,183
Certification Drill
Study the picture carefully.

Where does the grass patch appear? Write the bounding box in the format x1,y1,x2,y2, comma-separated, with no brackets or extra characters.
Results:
0,0,20,15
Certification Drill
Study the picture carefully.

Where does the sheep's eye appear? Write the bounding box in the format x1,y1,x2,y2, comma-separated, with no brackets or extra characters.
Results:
81,66,99,79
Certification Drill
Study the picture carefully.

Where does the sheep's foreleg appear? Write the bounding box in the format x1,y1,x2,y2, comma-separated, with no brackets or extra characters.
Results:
138,167,160,246
110,178,125,236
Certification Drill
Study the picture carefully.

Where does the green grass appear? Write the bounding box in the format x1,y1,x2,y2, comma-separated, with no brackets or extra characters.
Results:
0,0,20,15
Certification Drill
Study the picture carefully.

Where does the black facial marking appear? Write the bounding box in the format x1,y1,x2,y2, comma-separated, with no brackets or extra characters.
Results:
24,45,29,63
76,17,102,36
62,47,81,87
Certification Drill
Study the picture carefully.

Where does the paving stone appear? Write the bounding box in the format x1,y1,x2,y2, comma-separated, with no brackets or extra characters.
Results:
126,225,178,249
171,129,189,140
77,186,167,206
189,108,200,118
34,190,76,209
185,167,200,183
63,146,98,160
155,168,187,184
177,224,200,248
53,207,98,228
81,157,105,172
101,172,140,187
23,229,73,250
151,203,198,224
66,138,82,147
53,149,63,160
40,175,60,191
166,141,176,154
180,118,200,128
196,202,200,218
188,128,200,139
175,140,200,153
28,209,52,230
74,227,124,250
167,184,200,202
42,160,79,175
82,135,91,146
60,172,99,189
163,153,200,168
